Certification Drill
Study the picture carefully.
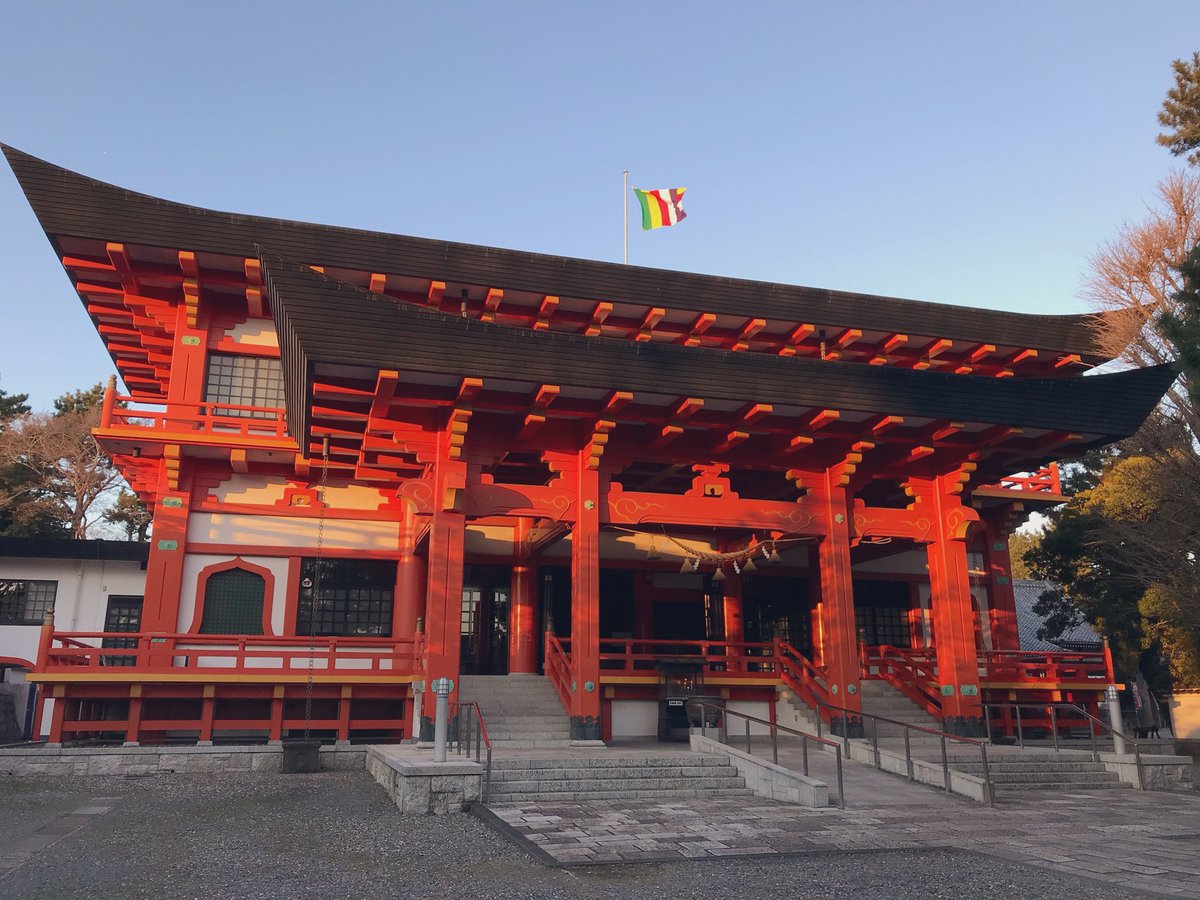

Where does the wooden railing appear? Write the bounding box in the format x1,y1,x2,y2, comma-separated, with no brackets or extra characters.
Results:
979,649,1112,685
39,630,424,677
775,640,838,717
544,633,573,713
979,463,1062,496
100,390,290,440
596,637,779,675
860,644,944,717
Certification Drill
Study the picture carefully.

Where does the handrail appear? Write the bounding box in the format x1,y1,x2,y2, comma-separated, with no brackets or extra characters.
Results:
980,650,1111,685
40,630,425,676
687,700,845,809
860,645,943,717
543,632,572,715
983,700,1145,790
449,700,493,803
775,640,837,716
813,696,994,806
101,393,291,440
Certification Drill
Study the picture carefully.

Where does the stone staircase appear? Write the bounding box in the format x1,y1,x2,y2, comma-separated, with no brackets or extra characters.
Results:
458,674,572,749
486,753,753,803
858,679,942,737
949,753,1132,792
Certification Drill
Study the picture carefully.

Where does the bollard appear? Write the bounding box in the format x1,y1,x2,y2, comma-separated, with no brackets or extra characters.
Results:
1106,685,1126,755
432,676,454,762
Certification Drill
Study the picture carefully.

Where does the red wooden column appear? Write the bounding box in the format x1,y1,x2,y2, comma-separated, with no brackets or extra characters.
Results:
981,511,1020,652
420,445,467,737
509,518,539,674
721,577,744,672
570,449,603,742
142,472,190,635
394,505,427,641
911,474,985,735
812,470,863,732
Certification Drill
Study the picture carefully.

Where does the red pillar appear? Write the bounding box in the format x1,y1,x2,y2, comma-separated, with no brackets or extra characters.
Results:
509,518,539,674
722,577,744,672
913,475,984,735
420,452,467,736
813,471,863,731
981,513,1020,651
570,453,602,741
394,505,426,642
142,476,190,635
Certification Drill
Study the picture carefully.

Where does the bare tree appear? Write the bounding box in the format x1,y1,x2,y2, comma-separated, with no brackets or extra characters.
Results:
0,406,122,539
1083,170,1200,437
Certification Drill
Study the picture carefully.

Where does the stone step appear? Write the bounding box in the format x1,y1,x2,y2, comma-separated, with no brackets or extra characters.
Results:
983,770,1121,785
953,761,1112,774
491,754,733,770
992,780,1134,792
485,733,571,742
490,775,748,794
489,764,741,782
490,787,754,803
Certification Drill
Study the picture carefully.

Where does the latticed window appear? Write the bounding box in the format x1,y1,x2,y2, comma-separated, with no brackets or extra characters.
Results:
204,353,285,416
0,580,56,625
855,606,912,648
200,569,265,635
297,558,394,637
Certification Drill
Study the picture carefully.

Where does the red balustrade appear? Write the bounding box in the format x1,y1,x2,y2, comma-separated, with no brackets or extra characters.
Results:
979,463,1063,496
980,649,1112,685
101,393,290,440
544,633,573,713
775,640,838,716
860,644,944,717
596,638,779,675
39,630,425,677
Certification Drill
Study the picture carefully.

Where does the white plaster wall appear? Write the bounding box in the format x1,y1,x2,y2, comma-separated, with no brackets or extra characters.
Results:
0,557,146,666
726,699,773,735
224,319,279,347
188,512,401,551
177,553,291,635
611,699,658,737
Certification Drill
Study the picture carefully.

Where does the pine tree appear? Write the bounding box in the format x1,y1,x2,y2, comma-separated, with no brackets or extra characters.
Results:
1158,52,1200,165
1158,245,1200,412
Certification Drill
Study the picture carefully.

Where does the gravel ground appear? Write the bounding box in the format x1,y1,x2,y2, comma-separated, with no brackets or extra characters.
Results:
0,772,1158,899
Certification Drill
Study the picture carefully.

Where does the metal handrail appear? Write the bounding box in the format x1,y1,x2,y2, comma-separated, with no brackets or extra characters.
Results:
983,701,1145,790
448,701,493,803
687,700,845,809
812,697,994,806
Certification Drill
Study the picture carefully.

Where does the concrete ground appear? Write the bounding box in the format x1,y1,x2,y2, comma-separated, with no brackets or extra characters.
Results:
0,769,1194,899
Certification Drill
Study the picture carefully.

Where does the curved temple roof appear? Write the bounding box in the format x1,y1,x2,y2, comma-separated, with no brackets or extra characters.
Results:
3,144,1112,362
260,251,1177,465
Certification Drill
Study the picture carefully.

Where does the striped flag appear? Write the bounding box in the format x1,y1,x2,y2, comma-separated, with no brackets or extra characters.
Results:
633,187,687,230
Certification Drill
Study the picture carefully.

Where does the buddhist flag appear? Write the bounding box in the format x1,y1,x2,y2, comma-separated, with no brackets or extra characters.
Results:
634,187,687,230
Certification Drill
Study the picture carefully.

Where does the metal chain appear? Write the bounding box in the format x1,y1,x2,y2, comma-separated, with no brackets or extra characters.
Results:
303,438,331,739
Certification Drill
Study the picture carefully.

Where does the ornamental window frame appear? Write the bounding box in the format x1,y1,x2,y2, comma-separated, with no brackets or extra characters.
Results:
0,579,58,626
203,352,286,416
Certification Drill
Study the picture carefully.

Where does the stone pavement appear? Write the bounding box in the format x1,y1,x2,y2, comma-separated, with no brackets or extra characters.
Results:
490,787,1200,896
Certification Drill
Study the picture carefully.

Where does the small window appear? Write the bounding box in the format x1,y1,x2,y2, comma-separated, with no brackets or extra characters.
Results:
0,580,57,625
200,569,265,635
297,558,394,637
204,353,285,416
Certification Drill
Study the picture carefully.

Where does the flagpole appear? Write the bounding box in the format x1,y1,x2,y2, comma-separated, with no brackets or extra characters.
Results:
623,170,629,265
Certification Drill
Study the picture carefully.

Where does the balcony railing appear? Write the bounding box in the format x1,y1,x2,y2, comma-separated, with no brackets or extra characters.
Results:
980,463,1063,496
100,389,290,440
38,630,424,678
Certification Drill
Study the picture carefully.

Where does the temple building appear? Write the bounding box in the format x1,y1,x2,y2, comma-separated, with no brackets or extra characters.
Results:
2,145,1175,746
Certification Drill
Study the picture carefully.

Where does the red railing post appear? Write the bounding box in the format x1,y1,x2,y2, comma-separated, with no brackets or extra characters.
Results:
100,374,117,429
36,608,56,670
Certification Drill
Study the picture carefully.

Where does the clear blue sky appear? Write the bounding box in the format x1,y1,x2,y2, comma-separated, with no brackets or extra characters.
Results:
2,2,1197,408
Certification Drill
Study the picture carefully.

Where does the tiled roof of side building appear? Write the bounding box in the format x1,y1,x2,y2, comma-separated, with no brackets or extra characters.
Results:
1013,579,1102,652
0,537,150,563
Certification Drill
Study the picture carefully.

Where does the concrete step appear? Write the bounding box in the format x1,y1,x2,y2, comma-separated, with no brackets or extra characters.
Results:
492,787,754,802
985,771,1123,785
992,780,1134,792
482,739,573,749
490,776,748,794
953,761,1112,774
489,764,741,782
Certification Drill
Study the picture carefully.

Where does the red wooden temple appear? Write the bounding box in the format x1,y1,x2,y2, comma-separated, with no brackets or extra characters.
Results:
4,145,1174,745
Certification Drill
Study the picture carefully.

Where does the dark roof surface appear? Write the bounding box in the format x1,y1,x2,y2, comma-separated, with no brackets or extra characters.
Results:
1014,579,1102,652
262,252,1177,452
3,144,1110,357
0,538,150,563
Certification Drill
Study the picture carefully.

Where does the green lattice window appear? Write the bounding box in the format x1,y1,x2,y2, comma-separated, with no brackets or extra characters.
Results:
200,569,265,635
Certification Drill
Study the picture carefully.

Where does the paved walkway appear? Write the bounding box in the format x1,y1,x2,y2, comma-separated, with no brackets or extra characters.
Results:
491,766,1200,897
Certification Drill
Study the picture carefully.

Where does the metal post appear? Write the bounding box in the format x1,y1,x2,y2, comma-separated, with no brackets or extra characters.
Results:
835,747,845,809
720,711,728,745
1106,685,1126,755
980,741,994,807
904,726,913,781
801,735,809,776
1134,739,1145,790
474,706,481,762
432,677,453,763
940,734,951,793
1050,705,1059,752
1015,704,1024,747
983,702,991,742
871,716,881,769
771,723,779,766
816,703,824,740
745,717,752,754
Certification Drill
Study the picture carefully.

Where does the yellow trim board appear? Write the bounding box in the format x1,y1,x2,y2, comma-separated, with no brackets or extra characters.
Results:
982,682,1113,691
